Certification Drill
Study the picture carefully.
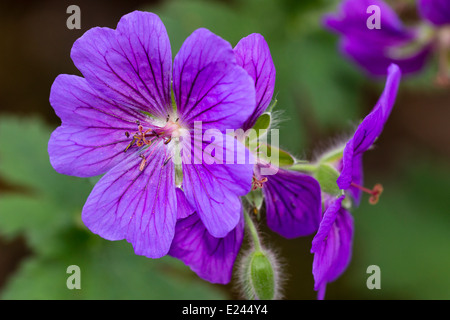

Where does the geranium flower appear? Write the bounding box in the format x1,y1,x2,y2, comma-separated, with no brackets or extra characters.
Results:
48,11,256,260
309,63,401,299
323,0,448,79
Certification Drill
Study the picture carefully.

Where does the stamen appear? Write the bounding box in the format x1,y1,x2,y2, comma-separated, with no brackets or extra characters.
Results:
351,182,384,205
124,136,136,153
123,119,180,170
163,156,172,166
139,154,146,171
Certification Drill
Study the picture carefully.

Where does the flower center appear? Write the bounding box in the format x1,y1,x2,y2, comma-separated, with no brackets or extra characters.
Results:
350,182,383,205
123,116,183,171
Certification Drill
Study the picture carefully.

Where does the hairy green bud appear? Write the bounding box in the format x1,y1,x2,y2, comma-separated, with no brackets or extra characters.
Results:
238,249,282,300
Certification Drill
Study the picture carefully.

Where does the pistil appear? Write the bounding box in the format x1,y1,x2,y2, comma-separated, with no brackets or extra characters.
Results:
350,182,383,205
252,175,268,191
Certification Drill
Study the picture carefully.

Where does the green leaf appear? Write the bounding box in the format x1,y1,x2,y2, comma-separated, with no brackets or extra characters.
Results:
2,240,227,300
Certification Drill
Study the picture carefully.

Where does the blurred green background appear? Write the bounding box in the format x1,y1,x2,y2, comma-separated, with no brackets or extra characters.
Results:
0,0,449,299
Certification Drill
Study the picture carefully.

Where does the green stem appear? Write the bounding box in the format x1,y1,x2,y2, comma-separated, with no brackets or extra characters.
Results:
244,209,262,251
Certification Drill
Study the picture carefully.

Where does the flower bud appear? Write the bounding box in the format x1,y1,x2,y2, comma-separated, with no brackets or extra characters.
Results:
237,248,282,300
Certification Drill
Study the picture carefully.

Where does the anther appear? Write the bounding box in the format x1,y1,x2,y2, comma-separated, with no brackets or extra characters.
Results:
139,154,146,171
124,137,136,153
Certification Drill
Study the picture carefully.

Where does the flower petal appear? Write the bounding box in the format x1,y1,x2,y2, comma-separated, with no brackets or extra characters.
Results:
311,195,345,253
169,212,244,284
418,0,450,26
262,168,322,238
340,37,433,76
173,28,256,131
348,154,364,206
181,137,254,238
176,187,195,220
234,33,276,130
70,11,172,117
337,63,401,190
81,142,177,258
311,198,354,298
48,74,145,177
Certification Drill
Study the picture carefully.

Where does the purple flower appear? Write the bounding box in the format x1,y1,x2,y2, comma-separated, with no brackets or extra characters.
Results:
337,63,401,204
48,11,256,260
324,0,434,77
310,64,401,299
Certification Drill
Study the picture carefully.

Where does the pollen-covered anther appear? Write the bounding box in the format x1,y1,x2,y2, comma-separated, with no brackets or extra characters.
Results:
139,154,147,171
252,176,268,191
351,182,384,205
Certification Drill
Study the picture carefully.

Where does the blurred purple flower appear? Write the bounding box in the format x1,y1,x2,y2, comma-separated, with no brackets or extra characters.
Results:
323,0,449,79
48,11,256,262
418,0,450,26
